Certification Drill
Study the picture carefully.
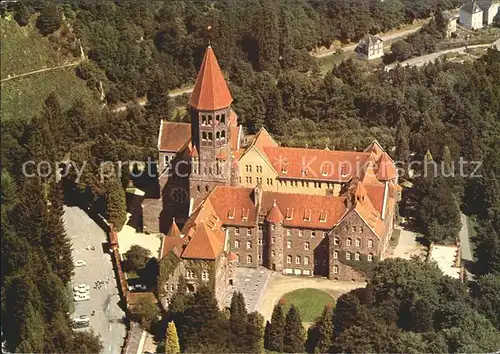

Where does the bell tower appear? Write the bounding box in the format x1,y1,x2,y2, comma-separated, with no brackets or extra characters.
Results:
188,45,233,199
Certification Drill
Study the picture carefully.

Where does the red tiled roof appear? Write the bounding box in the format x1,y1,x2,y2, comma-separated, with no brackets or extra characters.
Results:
376,153,397,181
189,46,233,111
263,146,371,182
207,187,257,227
252,128,278,151
160,221,186,259
266,200,284,223
190,144,198,158
159,122,191,152
364,184,385,216
181,222,225,260
364,140,385,160
263,192,348,229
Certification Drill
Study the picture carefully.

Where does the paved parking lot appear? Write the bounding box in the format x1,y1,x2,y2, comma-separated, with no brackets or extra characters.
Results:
64,206,126,353
222,267,271,312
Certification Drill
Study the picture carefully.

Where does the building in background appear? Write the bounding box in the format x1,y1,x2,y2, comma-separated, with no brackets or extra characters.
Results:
356,34,384,60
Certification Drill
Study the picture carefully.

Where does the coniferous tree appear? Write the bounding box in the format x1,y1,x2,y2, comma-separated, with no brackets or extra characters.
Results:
248,311,265,352
230,291,247,320
165,321,180,354
103,165,127,231
283,305,305,353
313,305,334,353
268,303,285,352
43,182,74,284
334,293,362,334
394,117,410,174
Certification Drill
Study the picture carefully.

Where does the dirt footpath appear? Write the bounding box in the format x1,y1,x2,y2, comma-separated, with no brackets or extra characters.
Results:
257,273,364,321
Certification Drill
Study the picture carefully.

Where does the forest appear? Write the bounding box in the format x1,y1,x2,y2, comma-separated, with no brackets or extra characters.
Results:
1,0,500,352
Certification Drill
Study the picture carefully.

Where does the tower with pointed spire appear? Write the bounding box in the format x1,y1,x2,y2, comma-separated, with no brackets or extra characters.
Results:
188,45,234,199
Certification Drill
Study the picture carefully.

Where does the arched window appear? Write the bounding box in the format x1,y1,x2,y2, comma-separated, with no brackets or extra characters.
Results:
208,132,213,141
246,241,252,249
215,115,220,124
296,256,301,264
221,130,226,139
221,114,226,124
355,252,360,261
202,132,207,141
334,237,340,246
201,270,209,281
201,115,207,125
304,242,310,250
346,238,352,247
355,238,361,247
368,253,373,262
271,250,276,257
234,240,240,248
208,115,213,125
368,239,373,248
216,131,220,140
333,265,339,274
246,255,252,264
205,185,209,192
287,255,292,264
346,252,351,260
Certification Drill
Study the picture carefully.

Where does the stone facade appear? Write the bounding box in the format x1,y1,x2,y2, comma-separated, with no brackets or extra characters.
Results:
155,45,401,310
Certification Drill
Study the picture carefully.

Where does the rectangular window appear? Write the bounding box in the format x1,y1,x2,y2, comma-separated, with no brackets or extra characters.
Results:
298,230,303,237
235,227,240,235
287,240,292,249
247,228,252,236
287,229,292,237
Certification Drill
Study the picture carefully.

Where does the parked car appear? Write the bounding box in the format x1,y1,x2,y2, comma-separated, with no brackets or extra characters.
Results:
72,315,90,328
74,288,90,295
128,284,147,291
74,260,87,267
73,284,90,292
73,294,90,302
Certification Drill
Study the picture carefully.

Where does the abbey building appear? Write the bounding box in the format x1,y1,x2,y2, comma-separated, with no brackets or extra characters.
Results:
155,45,401,308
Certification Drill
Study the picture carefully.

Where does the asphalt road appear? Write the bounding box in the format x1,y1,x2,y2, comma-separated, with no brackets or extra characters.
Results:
64,206,126,354
384,42,496,71
459,213,473,262
313,26,423,58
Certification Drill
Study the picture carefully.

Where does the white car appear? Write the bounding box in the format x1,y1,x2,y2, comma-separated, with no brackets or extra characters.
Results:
73,294,90,302
73,284,90,292
75,260,87,267
74,288,90,295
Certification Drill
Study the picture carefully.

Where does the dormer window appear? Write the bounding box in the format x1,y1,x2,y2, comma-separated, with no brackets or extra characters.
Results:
319,211,327,223
281,165,287,174
242,209,249,221
301,167,308,177
285,208,294,220
341,164,349,177
228,209,235,219
303,209,312,222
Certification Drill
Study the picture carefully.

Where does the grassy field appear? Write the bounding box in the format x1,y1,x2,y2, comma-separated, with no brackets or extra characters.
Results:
281,288,334,323
1,68,97,121
1,16,98,121
0,16,74,79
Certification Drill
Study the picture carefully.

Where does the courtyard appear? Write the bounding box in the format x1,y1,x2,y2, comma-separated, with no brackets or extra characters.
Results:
281,288,334,323
257,272,364,321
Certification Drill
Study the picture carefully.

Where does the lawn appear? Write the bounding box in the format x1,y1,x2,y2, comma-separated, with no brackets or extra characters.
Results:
281,288,335,323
